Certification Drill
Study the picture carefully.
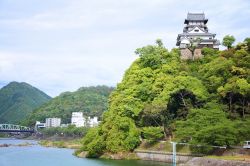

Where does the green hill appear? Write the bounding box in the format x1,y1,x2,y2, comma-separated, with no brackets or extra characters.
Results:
80,38,250,157
0,82,51,124
24,86,114,125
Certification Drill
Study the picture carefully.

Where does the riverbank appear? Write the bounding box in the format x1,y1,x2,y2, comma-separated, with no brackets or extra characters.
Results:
39,139,82,149
9,137,248,166
135,141,250,165
135,149,250,166
0,139,35,148
74,140,250,166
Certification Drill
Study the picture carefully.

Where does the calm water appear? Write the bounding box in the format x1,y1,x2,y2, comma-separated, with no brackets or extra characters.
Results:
0,139,170,166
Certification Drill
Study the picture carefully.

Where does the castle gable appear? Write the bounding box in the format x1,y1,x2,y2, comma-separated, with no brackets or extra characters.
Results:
188,26,206,33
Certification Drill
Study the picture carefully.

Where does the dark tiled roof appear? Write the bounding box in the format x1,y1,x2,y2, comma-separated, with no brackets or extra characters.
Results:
187,13,206,20
178,32,215,36
184,13,208,24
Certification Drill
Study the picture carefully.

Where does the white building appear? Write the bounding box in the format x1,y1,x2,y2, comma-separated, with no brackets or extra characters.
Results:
71,112,85,127
88,117,99,127
45,118,61,128
35,121,46,130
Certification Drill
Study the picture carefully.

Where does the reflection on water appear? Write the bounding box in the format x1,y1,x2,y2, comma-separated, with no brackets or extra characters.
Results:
0,139,170,166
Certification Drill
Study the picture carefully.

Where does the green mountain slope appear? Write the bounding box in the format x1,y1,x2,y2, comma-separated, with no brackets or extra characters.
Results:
24,86,114,125
0,82,51,124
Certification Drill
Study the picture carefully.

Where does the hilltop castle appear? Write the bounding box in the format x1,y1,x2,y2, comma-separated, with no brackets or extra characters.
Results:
176,13,220,59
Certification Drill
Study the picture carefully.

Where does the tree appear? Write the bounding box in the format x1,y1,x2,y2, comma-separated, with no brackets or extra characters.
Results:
222,35,235,49
187,38,202,61
135,40,168,69
156,38,164,47
141,104,174,139
175,107,239,146
218,77,250,118
142,127,164,143
244,37,250,52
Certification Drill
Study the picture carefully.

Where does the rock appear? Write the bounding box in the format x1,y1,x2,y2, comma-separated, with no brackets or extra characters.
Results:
77,151,88,158
0,144,9,147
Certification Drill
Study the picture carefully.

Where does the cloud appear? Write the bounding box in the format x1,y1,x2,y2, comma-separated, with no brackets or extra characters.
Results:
0,51,137,96
0,0,249,96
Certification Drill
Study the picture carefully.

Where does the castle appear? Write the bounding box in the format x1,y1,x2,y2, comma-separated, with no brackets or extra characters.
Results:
176,13,220,59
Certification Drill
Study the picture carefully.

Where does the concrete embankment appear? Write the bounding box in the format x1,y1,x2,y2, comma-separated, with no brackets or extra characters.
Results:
135,150,250,166
135,150,197,163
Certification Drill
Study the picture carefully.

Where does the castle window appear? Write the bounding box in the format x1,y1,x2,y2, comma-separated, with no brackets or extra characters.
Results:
195,29,199,32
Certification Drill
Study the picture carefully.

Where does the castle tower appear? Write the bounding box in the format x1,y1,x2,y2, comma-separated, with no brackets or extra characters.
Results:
176,13,220,59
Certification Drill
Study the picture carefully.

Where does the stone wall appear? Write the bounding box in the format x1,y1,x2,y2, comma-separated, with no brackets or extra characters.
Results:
135,150,195,163
135,150,250,166
180,48,203,60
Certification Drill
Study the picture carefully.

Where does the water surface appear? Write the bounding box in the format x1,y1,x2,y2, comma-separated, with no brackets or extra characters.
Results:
0,139,170,166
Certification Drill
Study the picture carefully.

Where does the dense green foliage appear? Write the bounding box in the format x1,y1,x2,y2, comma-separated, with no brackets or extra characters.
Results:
222,35,236,49
40,125,89,138
81,38,250,157
142,127,164,143
0,82,51,123
23,86,113,125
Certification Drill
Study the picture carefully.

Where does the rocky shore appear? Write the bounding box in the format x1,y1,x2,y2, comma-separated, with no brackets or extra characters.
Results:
0,142,34,147
0,144,9,147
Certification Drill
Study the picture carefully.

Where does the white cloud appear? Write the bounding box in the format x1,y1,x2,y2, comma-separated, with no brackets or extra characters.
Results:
0,0,249,96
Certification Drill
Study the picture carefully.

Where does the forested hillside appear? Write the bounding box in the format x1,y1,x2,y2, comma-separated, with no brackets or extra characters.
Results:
0,82,51,124
81,38,250,157
23,86,113,125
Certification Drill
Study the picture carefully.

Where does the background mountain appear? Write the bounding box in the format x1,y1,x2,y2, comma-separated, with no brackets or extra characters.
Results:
23,86,114,126
0,82,51,124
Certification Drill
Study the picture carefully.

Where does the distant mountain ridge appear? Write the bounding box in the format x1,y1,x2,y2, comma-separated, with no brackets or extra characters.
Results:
0,82,51,124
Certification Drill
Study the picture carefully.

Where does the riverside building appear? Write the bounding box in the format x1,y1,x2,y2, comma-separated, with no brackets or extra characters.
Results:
45,118,61,128
71,112,85,127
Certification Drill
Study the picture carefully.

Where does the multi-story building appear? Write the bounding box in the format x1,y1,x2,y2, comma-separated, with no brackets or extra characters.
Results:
45,118,61,128
71,112,85,127
88,117,99,127
176,12,220,59
35,121,46,130
71,112,100,127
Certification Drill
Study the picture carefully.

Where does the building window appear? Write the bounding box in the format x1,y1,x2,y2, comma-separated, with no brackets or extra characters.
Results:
209,37,212,39
195,29,199,32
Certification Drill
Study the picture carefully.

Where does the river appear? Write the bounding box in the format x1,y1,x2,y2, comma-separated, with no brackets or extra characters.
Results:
0,139,170,166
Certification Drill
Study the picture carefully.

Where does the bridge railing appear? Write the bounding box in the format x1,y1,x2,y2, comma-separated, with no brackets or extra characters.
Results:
0,124,32,131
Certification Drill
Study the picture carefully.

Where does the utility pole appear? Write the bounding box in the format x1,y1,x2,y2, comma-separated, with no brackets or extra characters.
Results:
171,142,176,166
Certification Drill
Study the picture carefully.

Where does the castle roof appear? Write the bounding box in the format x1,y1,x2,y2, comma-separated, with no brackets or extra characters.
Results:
184,13,208,24
177,32,216,38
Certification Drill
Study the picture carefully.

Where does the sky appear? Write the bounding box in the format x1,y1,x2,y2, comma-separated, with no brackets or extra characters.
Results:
0,0,249,97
